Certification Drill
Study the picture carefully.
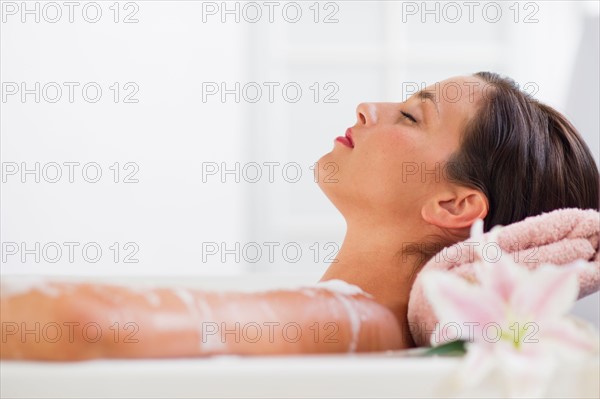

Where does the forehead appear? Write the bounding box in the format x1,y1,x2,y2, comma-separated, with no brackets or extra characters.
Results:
423,76,486,106
420,76,487,122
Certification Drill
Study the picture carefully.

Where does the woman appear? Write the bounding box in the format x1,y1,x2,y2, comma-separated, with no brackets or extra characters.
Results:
1,72,598,360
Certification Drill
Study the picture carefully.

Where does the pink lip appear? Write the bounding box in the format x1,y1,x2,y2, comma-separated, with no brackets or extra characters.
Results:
345,128,354,147
335,128,355,148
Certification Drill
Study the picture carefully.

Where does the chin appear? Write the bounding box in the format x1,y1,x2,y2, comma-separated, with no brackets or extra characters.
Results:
315,151,343,184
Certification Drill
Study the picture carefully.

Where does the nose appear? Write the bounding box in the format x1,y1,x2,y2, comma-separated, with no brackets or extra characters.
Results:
356,103,377,127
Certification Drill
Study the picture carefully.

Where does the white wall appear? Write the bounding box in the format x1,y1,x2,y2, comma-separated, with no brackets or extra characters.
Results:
1,2,249,275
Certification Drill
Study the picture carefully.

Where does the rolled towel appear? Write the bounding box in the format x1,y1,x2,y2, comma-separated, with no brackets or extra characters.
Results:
407,207,600,347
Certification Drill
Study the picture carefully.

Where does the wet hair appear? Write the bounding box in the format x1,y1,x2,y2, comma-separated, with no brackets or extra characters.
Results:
406,71,599,276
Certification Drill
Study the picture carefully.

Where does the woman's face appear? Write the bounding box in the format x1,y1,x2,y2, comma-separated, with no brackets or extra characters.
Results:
316,75,486,224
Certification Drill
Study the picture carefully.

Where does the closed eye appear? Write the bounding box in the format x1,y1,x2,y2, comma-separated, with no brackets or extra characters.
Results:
401,111,417,123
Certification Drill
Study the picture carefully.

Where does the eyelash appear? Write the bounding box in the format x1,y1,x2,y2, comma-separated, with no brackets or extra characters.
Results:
401,111,417,123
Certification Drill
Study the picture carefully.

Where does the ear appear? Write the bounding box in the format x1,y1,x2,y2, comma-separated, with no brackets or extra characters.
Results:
421,187,488,230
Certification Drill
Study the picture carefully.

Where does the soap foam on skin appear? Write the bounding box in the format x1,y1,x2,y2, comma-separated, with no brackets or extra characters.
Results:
173,288,226,353
311,279,376,353
313,279,373,298
127,286,162,307
1,276,372,299
1,276,375,354
0,276,62,298
333,293,361,352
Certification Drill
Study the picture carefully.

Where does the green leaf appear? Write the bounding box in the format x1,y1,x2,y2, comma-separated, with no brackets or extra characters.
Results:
422,340,467,357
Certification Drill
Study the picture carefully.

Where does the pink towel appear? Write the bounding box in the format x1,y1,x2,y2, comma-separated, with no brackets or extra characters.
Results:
407,208,600,347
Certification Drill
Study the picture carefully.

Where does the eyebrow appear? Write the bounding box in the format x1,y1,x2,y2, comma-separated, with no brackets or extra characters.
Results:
415,90,440,116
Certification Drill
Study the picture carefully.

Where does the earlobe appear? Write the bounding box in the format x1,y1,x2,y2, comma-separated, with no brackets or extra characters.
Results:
421,190,488,230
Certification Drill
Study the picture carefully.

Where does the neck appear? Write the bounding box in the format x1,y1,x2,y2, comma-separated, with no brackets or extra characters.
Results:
319,220,425,346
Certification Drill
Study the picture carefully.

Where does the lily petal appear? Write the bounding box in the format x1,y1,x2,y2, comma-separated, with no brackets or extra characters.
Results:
537,316,600,356
476,257,528,304
495,342,558,399
512,263,580,323
421,270,505,342
454,342,496,390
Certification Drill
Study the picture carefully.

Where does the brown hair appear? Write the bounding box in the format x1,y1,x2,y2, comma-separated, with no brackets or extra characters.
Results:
447,71,599,231
406,71,599,276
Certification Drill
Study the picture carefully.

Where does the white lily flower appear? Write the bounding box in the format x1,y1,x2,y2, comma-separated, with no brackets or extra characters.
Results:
421,218,600,398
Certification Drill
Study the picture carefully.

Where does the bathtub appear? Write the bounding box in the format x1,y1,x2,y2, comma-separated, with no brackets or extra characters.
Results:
1,273,599,398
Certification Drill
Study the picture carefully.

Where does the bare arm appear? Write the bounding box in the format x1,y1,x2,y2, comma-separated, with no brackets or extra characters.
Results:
0,280,408,361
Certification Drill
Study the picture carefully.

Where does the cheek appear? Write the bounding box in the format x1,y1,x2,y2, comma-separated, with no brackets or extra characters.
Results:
353,130,451,202
357,131,419,180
